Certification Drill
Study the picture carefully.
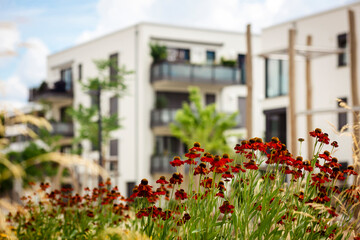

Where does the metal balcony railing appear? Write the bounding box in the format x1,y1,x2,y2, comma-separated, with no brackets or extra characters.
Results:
51,122,74,137
150,108,178,127
151,62,243,85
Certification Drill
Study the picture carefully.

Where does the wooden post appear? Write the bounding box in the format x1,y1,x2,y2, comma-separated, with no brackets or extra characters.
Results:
348,10,360,184
246,24,253,138
306,36,313,159
289,29,297,155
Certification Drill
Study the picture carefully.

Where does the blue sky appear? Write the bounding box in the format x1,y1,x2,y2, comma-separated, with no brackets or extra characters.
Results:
0,0,356,108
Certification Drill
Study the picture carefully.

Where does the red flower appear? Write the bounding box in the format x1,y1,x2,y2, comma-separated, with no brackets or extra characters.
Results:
331,141,338,148
221,171,234,181
301,160,313,172
332,186,341,194
231,164,246,173
244,160,259,170
219,201,234,214
154,187,166,196
189,142,204,152
216,191,225,198
313,192,331,203
169,172,183,185
319,151,332,161
175,189,188,200
156,176,169,185
200,152,214,163
40,182,50,191
184,158,198,165
327,207,338,217
194,163,209,175
211,155,227,168
170,156,184,167
218,181,226,191
185,150,201,159
136,209,149,218
220,153,233,164
137,179,153,198
344,165,358,176
200,177,213,188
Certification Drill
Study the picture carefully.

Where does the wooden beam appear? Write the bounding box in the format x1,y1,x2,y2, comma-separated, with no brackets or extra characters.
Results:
289,29,297,155
348,10,360,184
306,35,313,160
246,24,253,138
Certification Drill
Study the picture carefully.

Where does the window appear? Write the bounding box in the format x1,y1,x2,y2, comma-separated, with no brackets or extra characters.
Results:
110,96,118,116
166,48,190,62
60,106,71,122
206,51,215,65
155,136,186,155
238,97,246,128
339,161,348,183
338,33,347,67
60,68,72,91
265,59,288,98
109,161,118,171
109,53,118,82
264,108,287,145
238,54,246,84
126,182,136,198
90,94,98,106
338,98,348,131
110,139,118,156
205,93,216,105
78,64,82,81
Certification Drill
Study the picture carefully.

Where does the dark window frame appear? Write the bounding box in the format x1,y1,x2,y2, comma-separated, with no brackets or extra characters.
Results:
265,58,288,98
337,33,347,67
206,50,216,65
109,53,119,82
264,108,287,145
205,93,216,105
109,96,118,116
78,64,82,81
110,139,118,156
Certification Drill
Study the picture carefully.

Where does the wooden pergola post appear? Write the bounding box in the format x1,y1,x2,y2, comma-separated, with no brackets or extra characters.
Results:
246,24,253,138
348,10,360,183
306,35,313,159
289,29,297,155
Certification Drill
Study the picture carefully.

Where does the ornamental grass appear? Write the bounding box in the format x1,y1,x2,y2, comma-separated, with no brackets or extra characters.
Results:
3,128,360,239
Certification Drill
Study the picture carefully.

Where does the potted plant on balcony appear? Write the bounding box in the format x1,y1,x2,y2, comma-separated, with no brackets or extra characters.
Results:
220,57,237,67
150,43,167,63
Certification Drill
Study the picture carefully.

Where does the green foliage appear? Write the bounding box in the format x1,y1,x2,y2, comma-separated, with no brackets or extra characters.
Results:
170,87,237,154
68,59,130,148
150,43,167,63
220,57,237,67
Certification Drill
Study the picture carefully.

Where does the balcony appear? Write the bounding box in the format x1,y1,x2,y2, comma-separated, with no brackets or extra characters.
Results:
151,62,243,90
150,154,176,174
51,122,74,137
151,108,178,127
29,80,73,103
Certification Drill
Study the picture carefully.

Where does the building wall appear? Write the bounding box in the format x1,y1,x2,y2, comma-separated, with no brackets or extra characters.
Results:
260,3,360,167
46,22,262,194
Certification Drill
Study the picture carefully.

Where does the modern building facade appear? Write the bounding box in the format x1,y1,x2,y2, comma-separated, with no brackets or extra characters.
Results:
258,2,360,183
28,22,262,195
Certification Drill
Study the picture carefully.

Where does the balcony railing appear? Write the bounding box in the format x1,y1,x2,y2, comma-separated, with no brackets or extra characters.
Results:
151,108,178,127
29,80,73,102
151,62,243,85
51,122,74,137
150,154,174,174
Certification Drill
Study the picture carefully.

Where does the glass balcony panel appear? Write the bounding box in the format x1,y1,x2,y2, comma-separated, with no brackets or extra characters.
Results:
193,65,212,81
214,67,234,82
169,64,191,79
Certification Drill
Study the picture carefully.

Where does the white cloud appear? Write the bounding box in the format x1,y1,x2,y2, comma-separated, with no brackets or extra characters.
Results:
76,0,353,43
76,0,156,43
0,75,28,108
17,38,49,87
0,22,20,54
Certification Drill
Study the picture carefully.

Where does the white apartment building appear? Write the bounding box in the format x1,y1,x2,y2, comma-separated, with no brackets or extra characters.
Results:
28,22,262,196
258,2,360,177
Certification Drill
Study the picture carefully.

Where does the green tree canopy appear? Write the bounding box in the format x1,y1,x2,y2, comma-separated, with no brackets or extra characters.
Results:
170,87,238,155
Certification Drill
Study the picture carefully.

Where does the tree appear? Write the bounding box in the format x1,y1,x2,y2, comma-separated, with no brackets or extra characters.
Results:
67,59,131,168
170,87,238,155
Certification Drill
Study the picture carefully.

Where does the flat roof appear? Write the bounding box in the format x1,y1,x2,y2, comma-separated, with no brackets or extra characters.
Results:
49,21,256,57
263,1,360,31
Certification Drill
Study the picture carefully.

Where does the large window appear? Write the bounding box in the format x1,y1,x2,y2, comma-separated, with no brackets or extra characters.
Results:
238,97,246,128
205,93,216,105
155,136,187,156
238,54,246,84
338,33,347,67
166,48,190,62
206,51,216,65
110,96,118,116
109,53,118,82
265,59,288,98
60,68,72,91
264,108,287,145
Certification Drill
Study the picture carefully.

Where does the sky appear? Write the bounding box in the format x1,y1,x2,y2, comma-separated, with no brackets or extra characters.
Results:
0,0,356,108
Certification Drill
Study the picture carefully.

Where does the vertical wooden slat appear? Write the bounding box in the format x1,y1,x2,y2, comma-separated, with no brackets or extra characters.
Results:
246,24,253,138
289,29,297,155
306,35,313,159
348,10,360,183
